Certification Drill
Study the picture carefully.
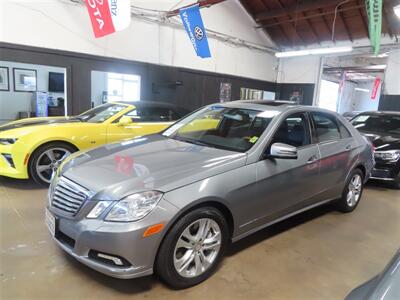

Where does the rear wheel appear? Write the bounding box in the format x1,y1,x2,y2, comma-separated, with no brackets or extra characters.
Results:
29,142,76,185
336,169,364,213
156,207,229,289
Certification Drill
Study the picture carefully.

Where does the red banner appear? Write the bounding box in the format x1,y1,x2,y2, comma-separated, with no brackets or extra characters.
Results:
371,78,381,100
85,0,115,38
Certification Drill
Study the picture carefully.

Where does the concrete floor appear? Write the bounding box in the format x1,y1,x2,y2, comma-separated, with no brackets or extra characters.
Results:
1,177,399,300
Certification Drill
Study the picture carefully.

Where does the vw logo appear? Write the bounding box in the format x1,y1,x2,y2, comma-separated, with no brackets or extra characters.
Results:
194,26,204,40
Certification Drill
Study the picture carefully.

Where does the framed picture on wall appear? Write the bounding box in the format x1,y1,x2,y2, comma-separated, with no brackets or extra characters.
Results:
0,67,9,91
13,68,37,92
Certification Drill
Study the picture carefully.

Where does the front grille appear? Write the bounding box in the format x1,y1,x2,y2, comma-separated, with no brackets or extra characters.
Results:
51,177,91,215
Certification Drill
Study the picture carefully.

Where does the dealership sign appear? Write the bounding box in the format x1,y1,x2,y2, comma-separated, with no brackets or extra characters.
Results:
84,0,131,38
179,4,211,58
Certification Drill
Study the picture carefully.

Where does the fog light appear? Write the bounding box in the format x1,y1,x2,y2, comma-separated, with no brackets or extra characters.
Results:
97,253,124,266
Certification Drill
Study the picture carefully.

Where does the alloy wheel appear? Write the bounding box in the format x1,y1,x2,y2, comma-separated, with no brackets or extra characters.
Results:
346,174,362,207
35,148,71,184
173,218,222,278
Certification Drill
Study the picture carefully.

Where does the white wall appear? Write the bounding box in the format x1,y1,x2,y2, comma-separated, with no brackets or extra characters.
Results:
277,56,322,84
0,0,278,82
0,61,65,122
384,50,400,95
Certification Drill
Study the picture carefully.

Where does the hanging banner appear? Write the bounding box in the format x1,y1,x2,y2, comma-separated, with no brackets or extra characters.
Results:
179,4,211,58
84,0,131,38
371,78,381,100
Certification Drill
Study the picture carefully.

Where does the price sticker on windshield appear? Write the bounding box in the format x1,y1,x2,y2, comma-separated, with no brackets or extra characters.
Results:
249,136,259,144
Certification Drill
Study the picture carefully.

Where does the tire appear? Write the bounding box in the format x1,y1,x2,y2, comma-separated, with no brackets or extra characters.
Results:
336,168,364,213
29,142,76,185
155,206,229,289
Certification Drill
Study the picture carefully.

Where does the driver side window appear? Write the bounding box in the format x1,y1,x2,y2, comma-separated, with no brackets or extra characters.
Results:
271,113,311,147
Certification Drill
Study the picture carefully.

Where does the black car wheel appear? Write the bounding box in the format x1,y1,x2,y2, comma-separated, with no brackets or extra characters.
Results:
155,206,229,289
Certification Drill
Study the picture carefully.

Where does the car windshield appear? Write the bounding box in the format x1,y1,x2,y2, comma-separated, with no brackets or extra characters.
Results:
162,105,279,152
76,103,127,123
351,114,400,135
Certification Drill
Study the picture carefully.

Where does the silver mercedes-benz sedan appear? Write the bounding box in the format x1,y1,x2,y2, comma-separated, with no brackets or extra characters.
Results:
45,100,374,288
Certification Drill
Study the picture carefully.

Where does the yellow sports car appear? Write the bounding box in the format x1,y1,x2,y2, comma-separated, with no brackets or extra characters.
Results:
0,101,189,184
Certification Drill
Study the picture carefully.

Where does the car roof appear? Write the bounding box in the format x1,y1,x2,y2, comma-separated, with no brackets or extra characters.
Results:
356,111,400,116
215,100,305,112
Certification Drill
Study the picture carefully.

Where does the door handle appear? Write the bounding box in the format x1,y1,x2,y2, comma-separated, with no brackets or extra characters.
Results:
307,155,318,164
345,144,352,150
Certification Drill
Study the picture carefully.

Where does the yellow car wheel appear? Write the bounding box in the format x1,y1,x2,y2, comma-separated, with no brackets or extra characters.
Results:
29,142,77,185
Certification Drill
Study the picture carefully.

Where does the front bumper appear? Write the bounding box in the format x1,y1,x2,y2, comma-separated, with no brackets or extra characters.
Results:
0,143,29,179
370,159,400,181
46,198,179,279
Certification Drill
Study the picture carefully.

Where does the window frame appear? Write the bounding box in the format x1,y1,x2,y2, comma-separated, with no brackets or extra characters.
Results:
261,111,314,161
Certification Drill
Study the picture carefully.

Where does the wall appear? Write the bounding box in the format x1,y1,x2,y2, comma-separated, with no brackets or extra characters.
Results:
0,43,277,115
277,56,322,85
0,0,277,82
351,81,381,112
380,49,400,111
91,70,107,107
0,61,65,122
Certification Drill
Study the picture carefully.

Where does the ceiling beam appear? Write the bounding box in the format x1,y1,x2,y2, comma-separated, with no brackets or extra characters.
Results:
338,11,353,42
256,4,364,28
255,0,346,22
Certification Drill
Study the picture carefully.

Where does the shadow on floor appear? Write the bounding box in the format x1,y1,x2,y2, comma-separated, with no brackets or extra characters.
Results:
0,176,44,190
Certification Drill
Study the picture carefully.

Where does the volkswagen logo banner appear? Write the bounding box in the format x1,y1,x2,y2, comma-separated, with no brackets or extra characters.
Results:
179,4,211,58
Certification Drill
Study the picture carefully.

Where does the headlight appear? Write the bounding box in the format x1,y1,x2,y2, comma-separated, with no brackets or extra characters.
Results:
0,138,18,145
374,150,400,162
104,191,163,222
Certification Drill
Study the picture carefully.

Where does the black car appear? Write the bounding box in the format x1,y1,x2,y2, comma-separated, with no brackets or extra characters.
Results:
351,111,400,189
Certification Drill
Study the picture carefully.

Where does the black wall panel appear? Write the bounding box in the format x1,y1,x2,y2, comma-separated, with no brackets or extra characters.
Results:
378,94,400,111
0,42,280,115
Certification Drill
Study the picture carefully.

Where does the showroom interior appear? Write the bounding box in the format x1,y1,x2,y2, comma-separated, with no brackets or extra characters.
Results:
0,0,400,299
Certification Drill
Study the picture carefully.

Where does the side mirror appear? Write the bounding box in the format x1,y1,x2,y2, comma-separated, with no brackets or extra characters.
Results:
269,143,298,159
118,116,133,126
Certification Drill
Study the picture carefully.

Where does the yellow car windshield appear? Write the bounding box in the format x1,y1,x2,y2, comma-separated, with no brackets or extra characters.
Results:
76,104,127,123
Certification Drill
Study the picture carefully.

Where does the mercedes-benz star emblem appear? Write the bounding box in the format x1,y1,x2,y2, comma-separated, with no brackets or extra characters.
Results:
194,26,204,40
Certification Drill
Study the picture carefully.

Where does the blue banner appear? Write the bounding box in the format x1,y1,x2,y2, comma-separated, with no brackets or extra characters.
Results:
179,4,211,58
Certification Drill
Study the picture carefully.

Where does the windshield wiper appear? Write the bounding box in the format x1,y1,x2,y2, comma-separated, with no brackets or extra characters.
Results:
172,136,216,148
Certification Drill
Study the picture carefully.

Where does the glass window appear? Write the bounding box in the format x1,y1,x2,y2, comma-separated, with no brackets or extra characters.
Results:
312,112,341,142
163,106,279,152
107,73,140,102
271,113,311,147
351,114,400,135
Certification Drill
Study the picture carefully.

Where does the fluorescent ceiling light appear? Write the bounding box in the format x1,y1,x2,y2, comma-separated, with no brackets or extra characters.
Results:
367,64,387,70
354,88,370,92
275,46,353,58
394,4,400,18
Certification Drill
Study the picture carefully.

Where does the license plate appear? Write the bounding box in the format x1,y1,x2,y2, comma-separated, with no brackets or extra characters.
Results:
45,208,56,237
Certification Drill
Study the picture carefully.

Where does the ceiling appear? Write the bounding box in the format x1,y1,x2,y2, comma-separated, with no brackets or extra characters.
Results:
240,0,400,49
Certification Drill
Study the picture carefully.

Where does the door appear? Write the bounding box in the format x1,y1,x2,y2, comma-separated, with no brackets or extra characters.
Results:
310,112,354,200
106,105,173,143
239,112,321,233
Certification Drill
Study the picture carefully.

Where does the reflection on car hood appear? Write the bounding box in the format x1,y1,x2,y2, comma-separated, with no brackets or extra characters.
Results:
0,117,80,133
361,132,400,151
62,134,247,200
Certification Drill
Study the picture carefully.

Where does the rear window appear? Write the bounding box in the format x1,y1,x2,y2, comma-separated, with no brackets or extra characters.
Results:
352,114,400,134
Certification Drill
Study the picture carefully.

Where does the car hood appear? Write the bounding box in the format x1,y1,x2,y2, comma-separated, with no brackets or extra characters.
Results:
361,132,400,151
61,134,247,200
0,117,81,136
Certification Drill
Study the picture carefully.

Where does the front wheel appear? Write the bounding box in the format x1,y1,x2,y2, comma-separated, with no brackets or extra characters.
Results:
336,169,364,213
29,142,76,185
156,207,229,289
